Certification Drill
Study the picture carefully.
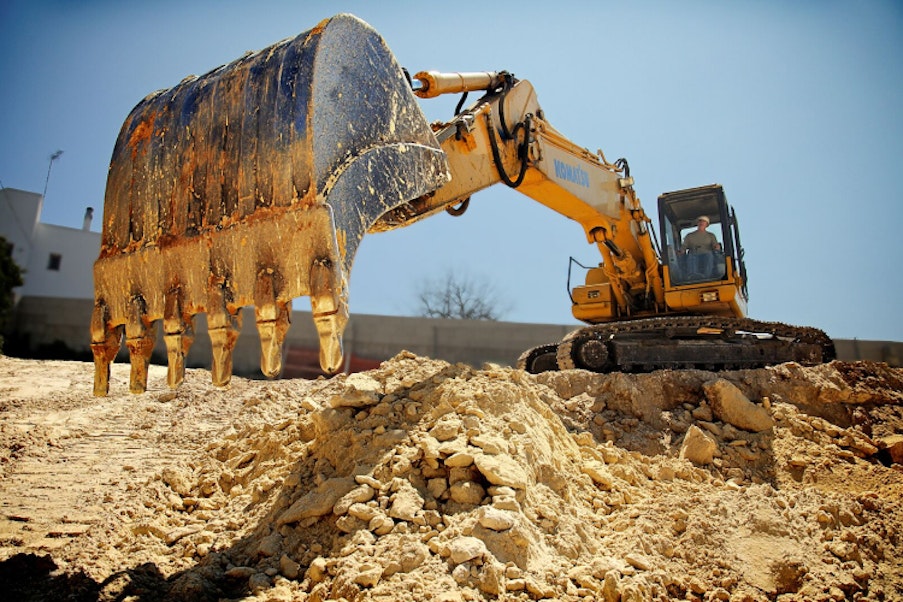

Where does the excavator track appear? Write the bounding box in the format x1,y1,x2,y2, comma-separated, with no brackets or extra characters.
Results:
518,316,835,374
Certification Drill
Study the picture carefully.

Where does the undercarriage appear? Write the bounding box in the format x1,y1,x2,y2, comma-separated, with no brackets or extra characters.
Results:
518,316,835,374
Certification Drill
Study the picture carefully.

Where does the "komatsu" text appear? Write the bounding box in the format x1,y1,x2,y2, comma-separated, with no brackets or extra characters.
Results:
553,158,590,188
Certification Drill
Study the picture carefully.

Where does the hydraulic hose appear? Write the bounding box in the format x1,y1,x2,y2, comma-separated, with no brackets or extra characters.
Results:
485,111,530,189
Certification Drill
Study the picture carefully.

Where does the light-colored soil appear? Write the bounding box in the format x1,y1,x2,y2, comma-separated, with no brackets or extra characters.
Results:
0,353,901,601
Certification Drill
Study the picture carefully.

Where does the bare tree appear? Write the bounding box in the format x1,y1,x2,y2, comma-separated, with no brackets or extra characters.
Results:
415,269,509,321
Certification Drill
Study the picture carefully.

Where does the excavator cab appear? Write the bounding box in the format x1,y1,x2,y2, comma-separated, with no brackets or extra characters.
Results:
658,185,749,317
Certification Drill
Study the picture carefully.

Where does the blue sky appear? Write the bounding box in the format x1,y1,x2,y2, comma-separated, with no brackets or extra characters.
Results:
1,0,901,342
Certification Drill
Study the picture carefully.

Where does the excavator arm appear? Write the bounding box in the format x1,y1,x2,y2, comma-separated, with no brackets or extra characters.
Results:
375,70,665,321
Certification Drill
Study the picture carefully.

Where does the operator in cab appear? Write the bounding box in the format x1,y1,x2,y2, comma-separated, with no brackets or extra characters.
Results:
682,215,721,278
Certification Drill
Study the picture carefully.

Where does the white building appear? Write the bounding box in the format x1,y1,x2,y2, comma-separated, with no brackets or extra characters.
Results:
0,187,99,301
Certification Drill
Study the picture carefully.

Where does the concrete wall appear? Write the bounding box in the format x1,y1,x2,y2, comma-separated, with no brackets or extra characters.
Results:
833,339,902,367
7,296,573,376
7,296,901,378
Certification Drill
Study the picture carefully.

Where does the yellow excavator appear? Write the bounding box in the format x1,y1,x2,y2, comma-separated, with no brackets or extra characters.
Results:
90,14,833,395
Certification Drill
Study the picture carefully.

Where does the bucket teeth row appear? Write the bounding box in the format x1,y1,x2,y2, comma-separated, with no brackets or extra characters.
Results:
90,269,299,395
91,208,354,396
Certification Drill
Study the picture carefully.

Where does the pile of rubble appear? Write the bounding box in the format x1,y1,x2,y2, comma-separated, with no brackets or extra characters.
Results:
0,353,900,601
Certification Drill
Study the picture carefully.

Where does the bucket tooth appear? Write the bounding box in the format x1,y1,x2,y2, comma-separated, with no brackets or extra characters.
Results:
163,288,195,389
125,295,156,394
90,302,123,397
207,285,242,387
309,257,348,373
255,270,291,378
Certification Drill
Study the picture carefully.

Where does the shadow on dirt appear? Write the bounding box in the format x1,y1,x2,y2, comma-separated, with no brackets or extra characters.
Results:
0,553,101,602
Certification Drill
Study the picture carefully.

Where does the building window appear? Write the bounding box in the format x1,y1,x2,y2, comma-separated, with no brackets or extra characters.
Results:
47,253,62,271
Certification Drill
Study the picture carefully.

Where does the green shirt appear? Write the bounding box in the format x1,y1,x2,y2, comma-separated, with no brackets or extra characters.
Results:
683,229,718,254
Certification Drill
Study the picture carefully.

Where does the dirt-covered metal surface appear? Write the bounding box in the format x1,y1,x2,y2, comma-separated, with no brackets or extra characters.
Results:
92,14,449,396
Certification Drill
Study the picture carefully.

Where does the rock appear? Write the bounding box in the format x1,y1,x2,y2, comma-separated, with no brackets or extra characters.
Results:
336,514,368,533
625,552,652,570
842,432,879,457
419,435,442,467
692,402,713,421
354,564,382,587
479,561,504,595
477,506,516,531
279,554,300,579
389,483,425,521
348,502,379,522
469,434,507,454
445,451,475,467
449,481,486,505
451,563,469,584
492,492,521,512
333,484,375,515
328,373,382,408
680,425,717,465
306,557,328,583
704,379,775,432
448,536,488,564
427,477,448,499
567,565,599,591
277,477,356,525
161,467,193,496
256,532,282,557
167,571,216,600
474,454,529,489
382,560,403,578
438,437,468,456
163,524,202,545
369,513,395,535
582,461,614,490
248,572,271,593
602,571,621,602
430,417,461,441
224,566,256,579
881,434,903,464
526,578,557,598
399,541,430,572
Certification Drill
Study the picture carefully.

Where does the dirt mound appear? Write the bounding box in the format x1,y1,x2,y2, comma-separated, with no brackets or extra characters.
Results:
0,353,901,601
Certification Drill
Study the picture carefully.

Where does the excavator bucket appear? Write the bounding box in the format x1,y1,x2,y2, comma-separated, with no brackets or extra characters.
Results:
91,14,449,395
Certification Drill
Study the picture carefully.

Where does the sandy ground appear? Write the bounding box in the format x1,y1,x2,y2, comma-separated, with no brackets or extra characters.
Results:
0,353,901,601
